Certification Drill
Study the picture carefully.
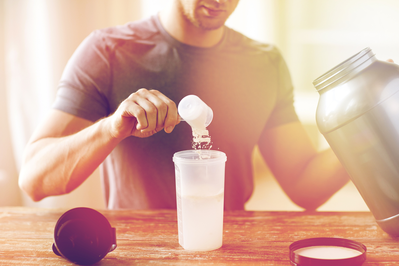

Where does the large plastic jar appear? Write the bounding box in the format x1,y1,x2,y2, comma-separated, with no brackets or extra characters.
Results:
314,47,399,236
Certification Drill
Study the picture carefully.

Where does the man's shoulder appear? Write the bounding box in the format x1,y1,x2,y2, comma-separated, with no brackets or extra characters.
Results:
90,16,161,47
224,27,284,63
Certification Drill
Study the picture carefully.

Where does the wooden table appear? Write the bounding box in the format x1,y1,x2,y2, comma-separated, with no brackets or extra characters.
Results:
0,207,398,265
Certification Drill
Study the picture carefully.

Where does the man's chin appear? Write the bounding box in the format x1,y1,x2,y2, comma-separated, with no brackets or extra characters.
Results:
197,19,226,31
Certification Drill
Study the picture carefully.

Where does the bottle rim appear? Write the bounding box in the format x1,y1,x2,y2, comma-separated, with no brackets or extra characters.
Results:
173,150,227,164
313,47,375,92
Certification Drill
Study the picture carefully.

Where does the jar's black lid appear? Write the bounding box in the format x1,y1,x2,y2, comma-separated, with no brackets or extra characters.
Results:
289,237,366,266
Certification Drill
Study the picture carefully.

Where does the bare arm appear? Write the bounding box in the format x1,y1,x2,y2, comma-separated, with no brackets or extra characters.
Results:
19,89,180,201
258,122,350,210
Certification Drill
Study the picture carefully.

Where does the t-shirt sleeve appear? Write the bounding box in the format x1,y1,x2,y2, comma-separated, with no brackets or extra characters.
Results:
264,47,299,129
52,30,111,122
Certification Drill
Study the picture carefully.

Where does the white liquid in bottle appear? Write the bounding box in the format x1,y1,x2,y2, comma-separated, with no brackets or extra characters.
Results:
178,190,224,251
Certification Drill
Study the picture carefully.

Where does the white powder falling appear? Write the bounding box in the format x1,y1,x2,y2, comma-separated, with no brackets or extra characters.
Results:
192,127,212,154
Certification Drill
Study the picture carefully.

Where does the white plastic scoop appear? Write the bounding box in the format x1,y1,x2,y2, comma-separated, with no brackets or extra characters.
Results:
178,95,213,129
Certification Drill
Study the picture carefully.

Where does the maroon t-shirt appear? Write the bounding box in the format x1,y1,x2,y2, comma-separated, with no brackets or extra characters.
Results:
53,14,299,210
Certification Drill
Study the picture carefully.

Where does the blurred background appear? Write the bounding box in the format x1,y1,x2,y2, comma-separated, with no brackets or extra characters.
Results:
1,0,398,210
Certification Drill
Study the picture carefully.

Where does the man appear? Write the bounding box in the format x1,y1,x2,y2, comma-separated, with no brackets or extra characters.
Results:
19,0,349,210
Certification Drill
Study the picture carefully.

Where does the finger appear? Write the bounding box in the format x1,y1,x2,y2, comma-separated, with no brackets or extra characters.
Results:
134,88,174,132
120,99,148,131
146,90,169,130
151,90,179,133
132,97,158,132
134,89,169,132
122,89,156,131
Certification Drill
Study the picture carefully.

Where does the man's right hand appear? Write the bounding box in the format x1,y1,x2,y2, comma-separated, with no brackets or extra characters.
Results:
108,88,180,139
19,88,180,201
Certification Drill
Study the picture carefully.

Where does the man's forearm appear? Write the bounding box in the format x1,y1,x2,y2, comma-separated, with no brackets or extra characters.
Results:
19,117,119,201
291,149,350,210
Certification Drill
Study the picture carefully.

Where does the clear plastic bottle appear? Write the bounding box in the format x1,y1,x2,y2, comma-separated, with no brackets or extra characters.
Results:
314,47,399,236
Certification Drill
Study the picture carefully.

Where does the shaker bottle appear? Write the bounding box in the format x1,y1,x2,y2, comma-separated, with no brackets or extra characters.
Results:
52,207,117,265
173,150,227,251
313,47,399,236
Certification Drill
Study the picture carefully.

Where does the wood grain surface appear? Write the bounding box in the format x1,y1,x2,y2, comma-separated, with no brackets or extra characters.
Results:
0,207,398,265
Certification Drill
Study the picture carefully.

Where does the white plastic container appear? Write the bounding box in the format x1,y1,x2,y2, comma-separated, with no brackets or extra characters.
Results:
178,95,213,129
173,150,227,251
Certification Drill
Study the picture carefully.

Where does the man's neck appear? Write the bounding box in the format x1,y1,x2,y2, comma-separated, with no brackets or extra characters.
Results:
159,5,224,48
